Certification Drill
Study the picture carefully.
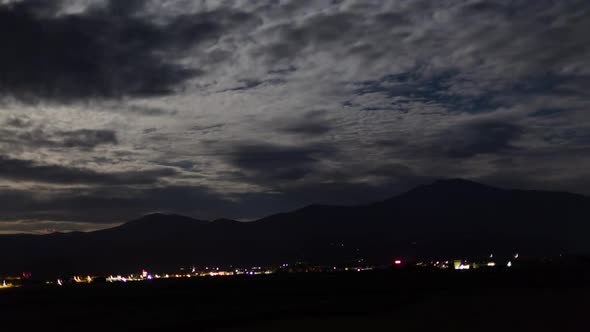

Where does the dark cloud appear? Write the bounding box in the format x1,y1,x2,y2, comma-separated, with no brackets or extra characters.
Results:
0,0,260,102
528,108,569,118
354,70,502,114
5,115,33,128
0,127,118,150
0,156,176,185
268,66,298,75
218,78,286,93
58,129,118,148
280,121,332,136
373,119,525,161
258,12,360,63
219,141,426,206
442,121,523,158
124,105,178,117
225,142,337,182
190,124,225,133
276,110,333,136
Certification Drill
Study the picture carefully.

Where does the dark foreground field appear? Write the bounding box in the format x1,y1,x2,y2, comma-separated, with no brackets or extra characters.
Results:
1,267,588,331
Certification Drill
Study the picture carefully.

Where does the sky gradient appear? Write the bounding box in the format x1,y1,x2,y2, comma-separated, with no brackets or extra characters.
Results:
1,0,589,233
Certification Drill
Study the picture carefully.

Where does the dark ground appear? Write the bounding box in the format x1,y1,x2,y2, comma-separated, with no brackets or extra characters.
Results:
0,267,588,331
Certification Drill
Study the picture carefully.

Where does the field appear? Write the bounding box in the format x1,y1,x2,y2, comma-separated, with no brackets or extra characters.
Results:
1,267,588,331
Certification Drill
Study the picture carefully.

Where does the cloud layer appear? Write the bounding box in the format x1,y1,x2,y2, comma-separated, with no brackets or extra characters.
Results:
0,0,589,232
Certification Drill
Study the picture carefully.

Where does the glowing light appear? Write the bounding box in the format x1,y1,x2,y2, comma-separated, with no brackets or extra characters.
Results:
487,262,496,267
394,260,402,265
514,253,519,259
507,261,512,268
57,279,63,286
2,280,6,287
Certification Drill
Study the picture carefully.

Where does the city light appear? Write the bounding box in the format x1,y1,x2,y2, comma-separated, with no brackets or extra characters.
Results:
0,280,16,289
4,253,533,289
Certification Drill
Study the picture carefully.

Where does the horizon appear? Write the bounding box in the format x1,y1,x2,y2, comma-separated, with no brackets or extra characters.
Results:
1,1,590,234
1,177,587,235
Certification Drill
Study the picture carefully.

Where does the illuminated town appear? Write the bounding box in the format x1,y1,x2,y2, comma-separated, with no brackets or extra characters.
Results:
1,254,520,290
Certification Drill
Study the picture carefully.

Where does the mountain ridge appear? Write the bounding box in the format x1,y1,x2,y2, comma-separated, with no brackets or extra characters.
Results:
1,179,588,277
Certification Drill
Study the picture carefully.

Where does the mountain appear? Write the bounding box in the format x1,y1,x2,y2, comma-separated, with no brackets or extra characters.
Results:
1,179,589,277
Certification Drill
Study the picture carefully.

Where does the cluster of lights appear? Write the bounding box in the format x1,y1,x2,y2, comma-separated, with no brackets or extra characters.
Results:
415,261,451,269
103,266,277,283
9,253,525,288
106,274,152,283
73,276,93,283
456,263,471,270
413,253,519,270
0,280,15,289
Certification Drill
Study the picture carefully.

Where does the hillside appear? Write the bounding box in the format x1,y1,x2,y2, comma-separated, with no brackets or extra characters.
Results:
1,179,588,277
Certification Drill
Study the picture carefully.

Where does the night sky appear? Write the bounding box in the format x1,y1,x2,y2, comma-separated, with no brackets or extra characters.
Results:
1,0,589,233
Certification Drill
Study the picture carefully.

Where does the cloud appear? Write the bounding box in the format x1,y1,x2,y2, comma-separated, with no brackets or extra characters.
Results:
58,129,118,148
0,0,260,102
224,141,337,182
0,126,118,150
0,156,177,185
0,0,589,231
442,121,524,158
5,114,33,128
276,110,333,136
352,70,501,114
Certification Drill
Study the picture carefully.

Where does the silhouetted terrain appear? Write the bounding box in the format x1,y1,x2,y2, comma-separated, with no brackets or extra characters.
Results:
1,179,589,277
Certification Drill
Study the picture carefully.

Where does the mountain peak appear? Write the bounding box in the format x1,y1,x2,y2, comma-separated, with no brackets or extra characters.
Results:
372,178,502,208
399,178,495,196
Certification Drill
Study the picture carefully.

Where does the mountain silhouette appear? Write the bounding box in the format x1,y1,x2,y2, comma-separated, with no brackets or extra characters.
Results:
1,179,589,277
